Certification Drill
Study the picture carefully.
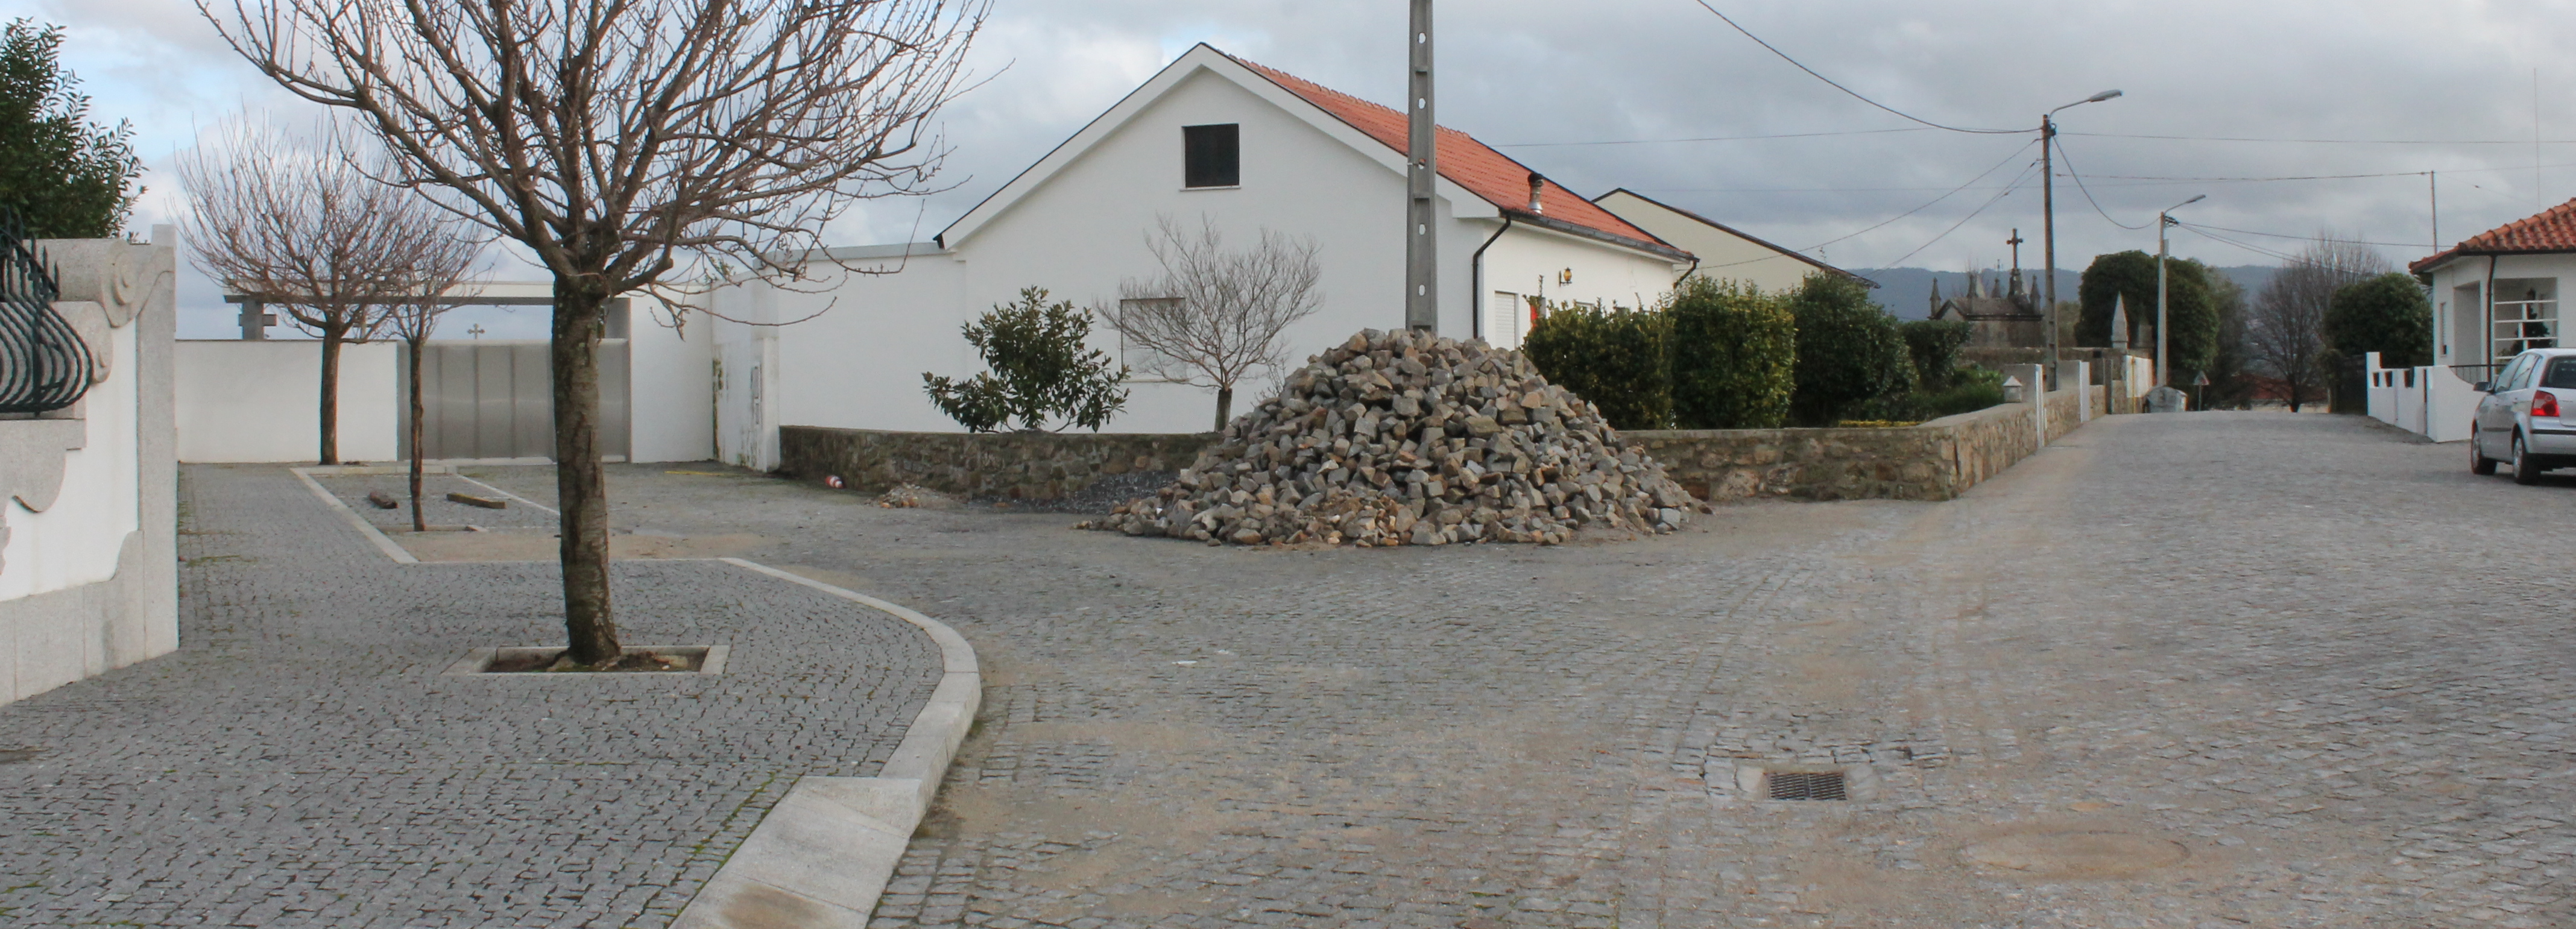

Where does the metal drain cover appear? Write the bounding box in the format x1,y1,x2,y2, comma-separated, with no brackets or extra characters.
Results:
1767,770,1847,801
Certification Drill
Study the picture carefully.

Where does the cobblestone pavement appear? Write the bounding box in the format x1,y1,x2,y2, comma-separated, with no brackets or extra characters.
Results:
471,413,2574,928
0,465,943,928
313,472,561,532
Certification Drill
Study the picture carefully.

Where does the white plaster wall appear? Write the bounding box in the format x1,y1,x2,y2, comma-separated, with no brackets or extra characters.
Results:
630,293,716,462
2,230,179,707
1,318,136,599
175,340,399,462
1593,191,1822,294
2429,253,2575,375
1477,222,1691,348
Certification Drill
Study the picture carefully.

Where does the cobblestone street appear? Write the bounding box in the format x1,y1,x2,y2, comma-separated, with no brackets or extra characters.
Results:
0,467,944,928
466,411,2574,928
5,410,2571,928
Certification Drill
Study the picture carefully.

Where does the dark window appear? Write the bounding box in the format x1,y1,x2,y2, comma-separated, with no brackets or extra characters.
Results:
1184,124,1239,188
2542,357,2576,389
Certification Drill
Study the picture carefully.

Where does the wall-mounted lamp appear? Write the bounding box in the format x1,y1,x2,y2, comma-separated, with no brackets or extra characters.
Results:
1558,268,1573,286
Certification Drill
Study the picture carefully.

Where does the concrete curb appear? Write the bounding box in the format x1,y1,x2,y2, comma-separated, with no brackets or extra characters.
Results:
289,467,418,565
671,559,981,929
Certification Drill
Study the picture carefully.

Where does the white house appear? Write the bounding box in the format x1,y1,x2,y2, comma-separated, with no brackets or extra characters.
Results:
1592,188,1869,295
2391,198,2576,441
703,45,1697,468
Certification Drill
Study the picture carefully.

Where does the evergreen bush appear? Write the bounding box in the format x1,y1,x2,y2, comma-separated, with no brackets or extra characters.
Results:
922,286,1131,432
1786,275,1913,426
1668,277,1795,429
2324,272,2434,369
1898,319,1974,391
1521,300,1672,430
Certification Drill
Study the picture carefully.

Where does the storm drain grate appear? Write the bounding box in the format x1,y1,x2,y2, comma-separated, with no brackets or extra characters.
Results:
1767,770,1848,801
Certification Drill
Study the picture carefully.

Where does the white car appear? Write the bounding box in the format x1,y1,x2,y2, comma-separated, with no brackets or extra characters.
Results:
2469,347,2576,484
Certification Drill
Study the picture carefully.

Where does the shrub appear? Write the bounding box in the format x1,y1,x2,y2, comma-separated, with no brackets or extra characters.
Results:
922,286,1130,432
1521,300,1671,430
1786,274,1913,426
1898,319,1973,391
1668,277,1795,429
1920,365,2007,418
2324,272,2433,368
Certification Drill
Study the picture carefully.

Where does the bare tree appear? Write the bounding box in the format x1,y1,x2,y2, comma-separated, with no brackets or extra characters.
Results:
383,252,484,533
2247,236,2388,412
204,0,987,667
177,121,417,464
1101,216,1324,430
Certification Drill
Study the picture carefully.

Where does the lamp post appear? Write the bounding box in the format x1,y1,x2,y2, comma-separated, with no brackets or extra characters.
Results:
2156,194,2205,388
2041,89,2122,376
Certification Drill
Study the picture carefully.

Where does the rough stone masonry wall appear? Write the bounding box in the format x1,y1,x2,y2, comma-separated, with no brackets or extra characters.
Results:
1629,388,2091,503
780,388,2101,505
777,427,1218,500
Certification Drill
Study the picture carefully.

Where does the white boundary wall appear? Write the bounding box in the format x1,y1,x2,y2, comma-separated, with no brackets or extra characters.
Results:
2364,351,2480,442
175,293,714,464
1,230,179,707
176,340,400,463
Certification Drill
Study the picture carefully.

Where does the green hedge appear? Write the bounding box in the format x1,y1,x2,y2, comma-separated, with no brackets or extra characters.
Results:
1668,277,1796,429
1521,300,1672,430
1787,276,1913,426
1898,319,1973,391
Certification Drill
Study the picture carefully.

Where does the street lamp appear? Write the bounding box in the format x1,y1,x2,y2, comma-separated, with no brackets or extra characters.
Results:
2041,89,2122,377
2156,194,2205,388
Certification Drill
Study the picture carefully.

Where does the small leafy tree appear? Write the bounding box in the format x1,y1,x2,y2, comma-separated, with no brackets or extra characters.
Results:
2078,250,2217,377
1786,274,1911,426
924,286,1129,432
1522,300,1671,430
0,18,142,238
1667,277,1793,429
2325,272,2433,369
1898,318,1973,392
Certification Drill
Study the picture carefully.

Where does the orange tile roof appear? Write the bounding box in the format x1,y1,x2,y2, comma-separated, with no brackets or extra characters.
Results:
2413,197,2576,273
1225,52,1681,259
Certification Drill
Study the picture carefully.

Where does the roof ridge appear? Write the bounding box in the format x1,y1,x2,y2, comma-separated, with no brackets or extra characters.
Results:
1216,49,1681,259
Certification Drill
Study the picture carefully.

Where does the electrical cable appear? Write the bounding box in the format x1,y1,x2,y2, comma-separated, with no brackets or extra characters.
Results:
2174,221,2428,250
1492,127,1931,148
2067,131,2576,145
1884,159,2040,266
1683,0,2026,135
1689,139,2039,271
2050,136,2150,230
2173,224,2300,262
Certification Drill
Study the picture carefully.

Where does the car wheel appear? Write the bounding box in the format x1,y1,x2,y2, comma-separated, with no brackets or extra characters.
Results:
2513,432,2543,485
2471,433,2499,475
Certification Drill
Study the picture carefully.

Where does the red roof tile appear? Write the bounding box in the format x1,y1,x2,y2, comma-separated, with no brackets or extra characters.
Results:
2413,197,2576,273
1225,52,1680,259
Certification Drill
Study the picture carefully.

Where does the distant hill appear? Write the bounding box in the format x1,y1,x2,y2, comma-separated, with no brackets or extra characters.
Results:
1849,264,2281,318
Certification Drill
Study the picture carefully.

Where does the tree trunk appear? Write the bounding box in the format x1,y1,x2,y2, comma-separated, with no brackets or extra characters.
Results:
317,326,344,464
552,278,620,666
1213,385,1233,432
408,335,427,533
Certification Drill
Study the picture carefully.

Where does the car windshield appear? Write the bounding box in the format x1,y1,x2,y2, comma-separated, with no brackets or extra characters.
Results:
2546,357,2576,389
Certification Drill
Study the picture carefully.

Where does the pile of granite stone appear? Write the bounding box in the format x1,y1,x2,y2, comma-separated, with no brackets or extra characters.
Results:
1081,329,1698,546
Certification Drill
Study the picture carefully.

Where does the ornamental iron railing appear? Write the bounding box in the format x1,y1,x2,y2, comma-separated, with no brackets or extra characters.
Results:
0,207,93,414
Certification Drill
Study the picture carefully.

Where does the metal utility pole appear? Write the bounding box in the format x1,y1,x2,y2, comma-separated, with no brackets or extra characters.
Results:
2156,194,2205,388
1405,0,1438,332
2040,89,2121,378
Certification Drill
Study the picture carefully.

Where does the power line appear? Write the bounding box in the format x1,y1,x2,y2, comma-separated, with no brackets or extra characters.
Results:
1685,140,2039,271
2173,224,2300,262
1886,159,2039,266
2176,221,2428,250
2066,131,2576,145
2049,137,2148,230
1491,127,1931,148
1682,1,2025,135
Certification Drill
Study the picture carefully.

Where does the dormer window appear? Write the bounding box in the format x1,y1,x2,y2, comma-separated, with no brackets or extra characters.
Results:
1184,124,1239,188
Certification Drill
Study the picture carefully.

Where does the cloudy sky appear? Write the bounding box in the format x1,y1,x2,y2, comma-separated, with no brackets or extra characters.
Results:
14,0,2576,336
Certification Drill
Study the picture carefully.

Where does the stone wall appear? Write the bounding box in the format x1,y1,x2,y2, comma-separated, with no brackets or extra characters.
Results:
777,427,1218,500
781,388,2101,505
1626,388,2089,503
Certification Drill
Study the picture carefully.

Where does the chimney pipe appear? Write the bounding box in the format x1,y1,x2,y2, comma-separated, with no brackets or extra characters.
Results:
1527,172,1544,215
